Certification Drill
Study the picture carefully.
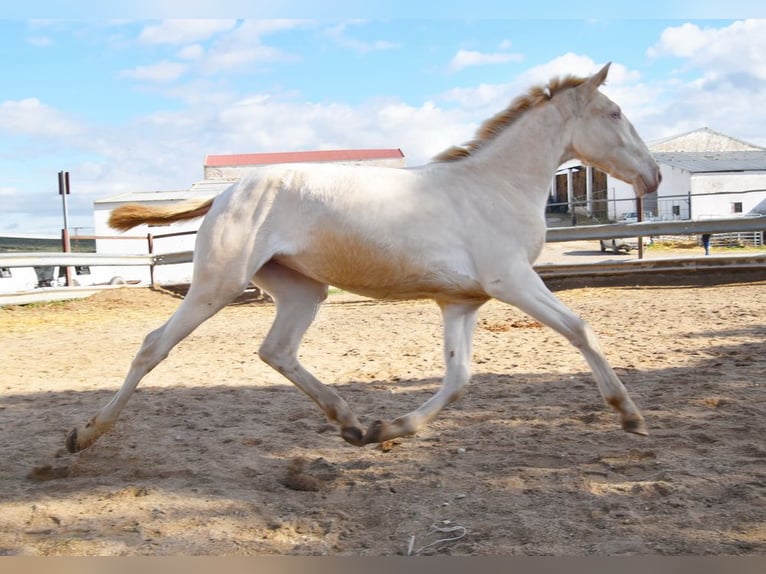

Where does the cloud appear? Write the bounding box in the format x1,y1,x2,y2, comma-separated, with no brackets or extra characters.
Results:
441,53,609,112
120,60,190,83
209,94,464,164
324,21,399,53
178,44,204,60
648,19,766,80
513,52,608,85
138,19,238,45
26,35,53,47
0,98,82,138
640,19,766,147
447,49,523,73
196,21,307,74
200,43,296,74
116,20,305,90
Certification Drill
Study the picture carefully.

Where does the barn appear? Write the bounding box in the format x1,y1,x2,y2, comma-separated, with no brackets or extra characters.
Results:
608,127,766,222
92,149,405,286
549,128,766,230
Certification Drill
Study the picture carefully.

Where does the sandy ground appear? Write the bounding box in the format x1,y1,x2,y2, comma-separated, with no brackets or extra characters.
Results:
1,243,765,556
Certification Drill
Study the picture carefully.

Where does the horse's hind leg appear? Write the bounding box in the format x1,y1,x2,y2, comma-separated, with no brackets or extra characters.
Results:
486,265,647,436
66,278,247,452
253,261,365,445
362,300,483,444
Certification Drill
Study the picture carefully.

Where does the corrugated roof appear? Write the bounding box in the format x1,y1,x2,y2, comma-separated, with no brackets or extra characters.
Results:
204,148,404,167
654,151,766,173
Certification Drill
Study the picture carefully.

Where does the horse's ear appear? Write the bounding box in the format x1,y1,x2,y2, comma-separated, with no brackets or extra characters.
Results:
584,62,611,91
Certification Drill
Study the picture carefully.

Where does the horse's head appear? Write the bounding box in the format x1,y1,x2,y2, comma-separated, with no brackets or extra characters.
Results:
567,63,661,197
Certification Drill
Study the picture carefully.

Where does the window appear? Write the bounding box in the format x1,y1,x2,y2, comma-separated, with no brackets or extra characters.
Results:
0,267,11,278
732,202,743,214
672,205,681,216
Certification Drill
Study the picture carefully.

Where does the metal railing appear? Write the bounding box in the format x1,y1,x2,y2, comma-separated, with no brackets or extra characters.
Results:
1,216,765,305
545,215,766,242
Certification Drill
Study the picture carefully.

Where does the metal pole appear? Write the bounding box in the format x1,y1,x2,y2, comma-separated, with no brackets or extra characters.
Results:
636,196,644,260
147,233,155,286
58,171,73,286
567,168,575,225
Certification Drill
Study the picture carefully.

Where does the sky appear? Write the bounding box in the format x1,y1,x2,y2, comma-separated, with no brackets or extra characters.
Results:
2,3,766,235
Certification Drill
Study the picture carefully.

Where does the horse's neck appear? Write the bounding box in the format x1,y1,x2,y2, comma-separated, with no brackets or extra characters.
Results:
469,101,574,205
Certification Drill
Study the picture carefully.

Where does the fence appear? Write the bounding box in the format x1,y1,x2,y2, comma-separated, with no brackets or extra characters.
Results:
1,216,765,306
547,188,766,226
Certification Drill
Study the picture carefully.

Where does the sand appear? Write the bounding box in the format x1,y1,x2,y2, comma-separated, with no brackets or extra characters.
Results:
1,261,765,555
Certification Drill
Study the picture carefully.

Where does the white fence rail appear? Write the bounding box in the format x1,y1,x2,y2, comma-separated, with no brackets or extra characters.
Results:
0,252,154,268
2,216,765,306
545,215,766,241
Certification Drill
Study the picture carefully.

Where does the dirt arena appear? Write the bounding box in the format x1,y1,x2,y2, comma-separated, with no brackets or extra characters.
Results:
1,269,765,555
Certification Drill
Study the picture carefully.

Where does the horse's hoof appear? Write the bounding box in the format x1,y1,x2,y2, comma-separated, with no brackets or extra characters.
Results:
340,426,365,447
622,415,648,436
363,420,386,444
66,428,81,453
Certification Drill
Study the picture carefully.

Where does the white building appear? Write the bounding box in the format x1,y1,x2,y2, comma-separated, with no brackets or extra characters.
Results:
607,127,766,221
93,148,405,285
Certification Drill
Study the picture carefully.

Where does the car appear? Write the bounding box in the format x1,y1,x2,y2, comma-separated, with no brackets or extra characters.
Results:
618,212,638,223
599,237,638,253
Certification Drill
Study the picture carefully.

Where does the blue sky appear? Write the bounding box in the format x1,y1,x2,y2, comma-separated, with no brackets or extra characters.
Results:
2,5,766,234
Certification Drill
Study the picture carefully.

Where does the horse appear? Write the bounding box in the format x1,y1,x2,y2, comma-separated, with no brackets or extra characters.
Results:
66,62,661,454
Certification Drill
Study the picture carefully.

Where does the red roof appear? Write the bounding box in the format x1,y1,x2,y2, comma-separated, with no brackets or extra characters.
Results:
205,148,404,167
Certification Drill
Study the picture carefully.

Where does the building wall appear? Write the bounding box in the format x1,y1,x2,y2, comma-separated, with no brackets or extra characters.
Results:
606,177,641,220
609,166,766,221
93,200,201,286
690,172,766,219
655,164,693,220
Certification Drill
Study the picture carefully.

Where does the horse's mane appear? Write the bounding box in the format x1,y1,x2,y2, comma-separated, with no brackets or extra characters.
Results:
432,75,588,162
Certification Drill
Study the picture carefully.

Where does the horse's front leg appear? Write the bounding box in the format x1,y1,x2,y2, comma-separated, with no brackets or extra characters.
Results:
484,264,648,436
361,300,483,444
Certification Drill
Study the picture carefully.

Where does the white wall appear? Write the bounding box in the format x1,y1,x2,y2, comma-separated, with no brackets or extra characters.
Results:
93,201,200,286
690,172,766,219
604,165,766,221
606,178,639,220
656,164,693,220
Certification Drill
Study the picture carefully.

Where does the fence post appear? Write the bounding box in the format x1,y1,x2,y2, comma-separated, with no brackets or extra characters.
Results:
147,233,155,286
58,171,73,287
636,197,644,260
61,228,73,286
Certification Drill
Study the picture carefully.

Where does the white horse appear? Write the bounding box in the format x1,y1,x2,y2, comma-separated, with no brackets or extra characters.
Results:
67,63,661,453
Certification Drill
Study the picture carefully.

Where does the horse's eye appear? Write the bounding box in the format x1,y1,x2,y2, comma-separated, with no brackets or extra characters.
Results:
610,110,622,120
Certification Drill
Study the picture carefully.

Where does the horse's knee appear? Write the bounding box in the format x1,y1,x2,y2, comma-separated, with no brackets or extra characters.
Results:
560,314,598,350
133,324,176,366
258,342,289,372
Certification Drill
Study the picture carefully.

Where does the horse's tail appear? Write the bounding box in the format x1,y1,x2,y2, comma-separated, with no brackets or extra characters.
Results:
108,198,215,231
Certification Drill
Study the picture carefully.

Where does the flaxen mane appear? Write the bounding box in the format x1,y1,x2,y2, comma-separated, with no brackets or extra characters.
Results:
432,75,588,162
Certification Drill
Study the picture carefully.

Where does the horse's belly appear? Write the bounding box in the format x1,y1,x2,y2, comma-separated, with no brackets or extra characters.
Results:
276,244,486,302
